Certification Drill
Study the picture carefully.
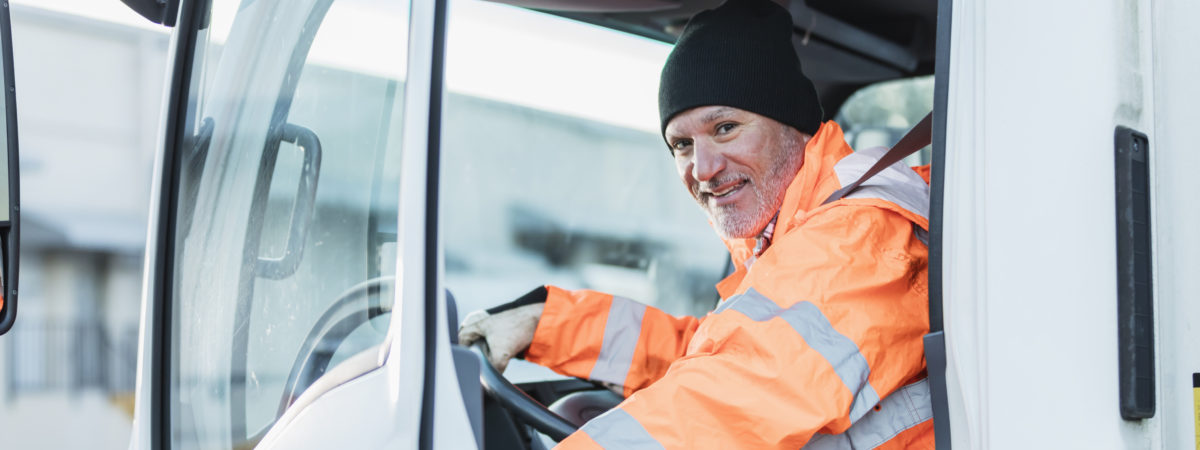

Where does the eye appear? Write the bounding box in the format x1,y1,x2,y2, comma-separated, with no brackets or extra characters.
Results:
671,139,693,155
715,122,737,135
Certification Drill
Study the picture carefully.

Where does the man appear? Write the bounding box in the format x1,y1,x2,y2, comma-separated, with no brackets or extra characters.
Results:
460,0,934,447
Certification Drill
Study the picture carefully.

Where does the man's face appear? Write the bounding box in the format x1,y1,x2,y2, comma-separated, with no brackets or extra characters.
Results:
665,106,808,239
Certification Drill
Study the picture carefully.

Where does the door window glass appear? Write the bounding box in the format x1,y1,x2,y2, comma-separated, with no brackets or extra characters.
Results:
168,0,408,448
440,1,730,383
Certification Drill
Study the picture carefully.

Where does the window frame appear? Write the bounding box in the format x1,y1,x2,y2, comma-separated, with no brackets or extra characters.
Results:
148,0,442,448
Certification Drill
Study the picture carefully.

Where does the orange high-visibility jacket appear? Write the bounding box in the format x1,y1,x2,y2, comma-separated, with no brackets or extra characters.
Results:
526,121,934,449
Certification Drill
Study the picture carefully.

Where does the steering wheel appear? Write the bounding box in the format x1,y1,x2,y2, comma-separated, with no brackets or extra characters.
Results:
274,278,603,444
276,276,393,416
468,342,580,441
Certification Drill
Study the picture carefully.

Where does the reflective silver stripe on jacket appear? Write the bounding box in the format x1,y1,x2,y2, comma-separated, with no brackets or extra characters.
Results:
803,378,934,450
580,407,665,449
588,296,646,386
832,146,931,222
835,146,931,249
717,288,879,422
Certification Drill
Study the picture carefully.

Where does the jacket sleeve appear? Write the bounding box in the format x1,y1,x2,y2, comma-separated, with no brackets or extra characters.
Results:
525,286,703,395
558,205,931,449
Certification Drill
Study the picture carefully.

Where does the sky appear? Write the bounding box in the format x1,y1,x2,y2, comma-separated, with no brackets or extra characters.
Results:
11,0,672,133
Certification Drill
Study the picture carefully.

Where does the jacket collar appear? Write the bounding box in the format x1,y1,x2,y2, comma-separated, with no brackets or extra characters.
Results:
715,121,852,298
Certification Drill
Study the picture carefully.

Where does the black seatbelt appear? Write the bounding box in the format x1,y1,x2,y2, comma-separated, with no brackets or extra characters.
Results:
821,111,933,205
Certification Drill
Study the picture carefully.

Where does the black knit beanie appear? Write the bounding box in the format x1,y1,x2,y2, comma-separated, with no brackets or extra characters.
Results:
658,0,823,139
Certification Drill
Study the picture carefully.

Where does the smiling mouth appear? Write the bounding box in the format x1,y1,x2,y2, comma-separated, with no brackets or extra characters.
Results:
713,180,747,197
702,179,749,202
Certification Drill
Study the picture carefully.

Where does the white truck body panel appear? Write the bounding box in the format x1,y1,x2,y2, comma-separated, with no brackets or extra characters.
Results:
944,0,1198,447
1147,0,1200,446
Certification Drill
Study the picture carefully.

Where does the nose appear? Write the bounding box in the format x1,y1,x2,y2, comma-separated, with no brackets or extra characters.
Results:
691,141,724,182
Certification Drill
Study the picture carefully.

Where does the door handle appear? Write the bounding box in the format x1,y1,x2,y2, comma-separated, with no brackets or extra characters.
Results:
257,122,322,280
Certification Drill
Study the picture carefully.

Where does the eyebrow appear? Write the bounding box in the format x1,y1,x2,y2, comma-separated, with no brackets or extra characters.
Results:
666,107,738,142
701,106,737,124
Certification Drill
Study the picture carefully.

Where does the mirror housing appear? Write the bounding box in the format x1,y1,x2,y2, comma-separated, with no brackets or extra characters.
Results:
0,0,20,336
119,0,181,27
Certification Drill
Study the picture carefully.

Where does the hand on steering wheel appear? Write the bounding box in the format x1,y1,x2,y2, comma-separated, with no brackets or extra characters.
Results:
469,341,579,441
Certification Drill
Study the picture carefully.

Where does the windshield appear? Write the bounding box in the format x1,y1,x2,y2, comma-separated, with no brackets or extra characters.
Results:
167,0,409,447
440,1,731,383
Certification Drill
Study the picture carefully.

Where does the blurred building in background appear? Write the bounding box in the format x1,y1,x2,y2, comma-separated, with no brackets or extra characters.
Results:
0,4,167,448
0,4,690,448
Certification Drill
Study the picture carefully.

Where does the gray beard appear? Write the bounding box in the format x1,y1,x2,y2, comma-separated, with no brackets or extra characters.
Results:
694,126,807,240
705,155,798,239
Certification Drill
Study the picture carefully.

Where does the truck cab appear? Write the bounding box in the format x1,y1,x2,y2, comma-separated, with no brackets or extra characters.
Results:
87,0,1200,448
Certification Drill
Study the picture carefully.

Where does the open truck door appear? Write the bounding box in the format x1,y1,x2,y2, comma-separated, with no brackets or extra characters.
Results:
0,0,21,337
121,0,467,447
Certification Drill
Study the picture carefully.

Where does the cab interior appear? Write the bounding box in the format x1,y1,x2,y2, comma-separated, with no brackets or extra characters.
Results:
450,0,941,447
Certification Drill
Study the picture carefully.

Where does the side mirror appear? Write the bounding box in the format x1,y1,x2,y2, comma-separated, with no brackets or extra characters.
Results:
119,0,181,27
0,1,20,336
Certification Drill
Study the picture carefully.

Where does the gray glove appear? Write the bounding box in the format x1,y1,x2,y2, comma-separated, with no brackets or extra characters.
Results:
458,287,547,372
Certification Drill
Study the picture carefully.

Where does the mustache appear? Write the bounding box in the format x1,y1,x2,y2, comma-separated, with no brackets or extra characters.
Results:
691,174,750,199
